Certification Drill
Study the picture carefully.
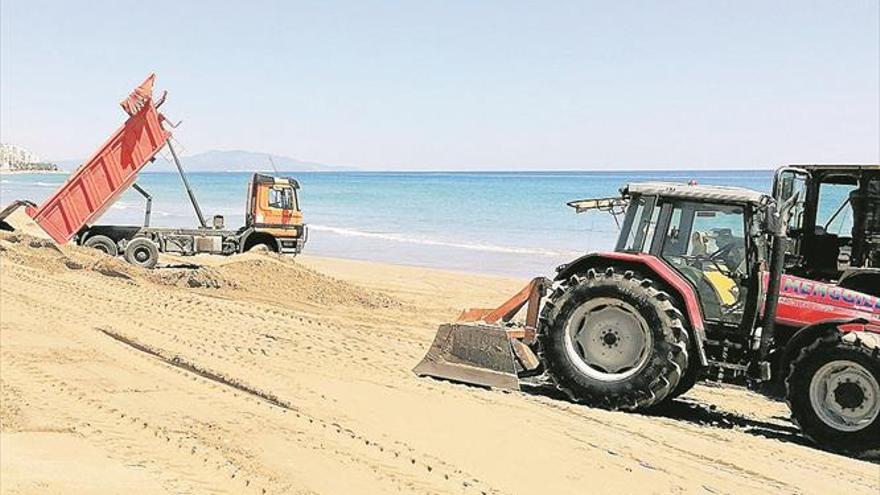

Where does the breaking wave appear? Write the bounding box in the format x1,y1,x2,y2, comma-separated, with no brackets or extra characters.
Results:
309,224,580,257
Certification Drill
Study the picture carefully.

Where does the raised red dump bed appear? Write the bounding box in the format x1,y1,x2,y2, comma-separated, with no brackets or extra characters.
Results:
24,75,171,243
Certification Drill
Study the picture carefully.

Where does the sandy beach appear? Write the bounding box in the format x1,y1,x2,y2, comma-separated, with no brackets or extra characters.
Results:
0,232,878,494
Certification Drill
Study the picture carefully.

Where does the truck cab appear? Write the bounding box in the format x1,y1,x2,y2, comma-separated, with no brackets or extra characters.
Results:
242,173,307,254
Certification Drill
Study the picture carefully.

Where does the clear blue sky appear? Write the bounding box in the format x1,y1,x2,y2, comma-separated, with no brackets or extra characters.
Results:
1,0,877,170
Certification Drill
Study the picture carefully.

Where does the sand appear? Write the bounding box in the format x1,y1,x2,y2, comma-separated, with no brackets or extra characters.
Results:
1,233,878,494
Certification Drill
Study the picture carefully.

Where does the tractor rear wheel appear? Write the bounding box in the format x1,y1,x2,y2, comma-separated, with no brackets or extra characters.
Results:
786,332,880,452
665,329,702,401
538,268,689,410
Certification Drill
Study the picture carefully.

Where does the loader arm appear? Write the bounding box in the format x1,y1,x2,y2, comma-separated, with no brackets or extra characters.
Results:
456,277,550,337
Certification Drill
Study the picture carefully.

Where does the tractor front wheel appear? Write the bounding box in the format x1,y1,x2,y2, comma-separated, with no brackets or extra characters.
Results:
538,268,690,410
786,332,880,452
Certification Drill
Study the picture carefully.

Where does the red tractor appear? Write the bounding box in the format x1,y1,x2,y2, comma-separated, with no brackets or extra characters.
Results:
415,178,880,453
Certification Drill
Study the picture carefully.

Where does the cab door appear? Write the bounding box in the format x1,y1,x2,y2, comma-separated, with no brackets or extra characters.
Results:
654,200,751,327
253,183,300,227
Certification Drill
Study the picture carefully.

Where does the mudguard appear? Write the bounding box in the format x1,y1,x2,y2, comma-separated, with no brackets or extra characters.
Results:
555,252,709,365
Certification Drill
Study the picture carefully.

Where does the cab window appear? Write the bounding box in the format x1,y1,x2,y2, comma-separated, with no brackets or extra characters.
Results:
268,187,295,210
621,197,646,251
816,182,856,237
620,196,657,252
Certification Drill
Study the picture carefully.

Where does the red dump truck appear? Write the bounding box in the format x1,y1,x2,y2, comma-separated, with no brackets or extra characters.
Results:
0,75,308,267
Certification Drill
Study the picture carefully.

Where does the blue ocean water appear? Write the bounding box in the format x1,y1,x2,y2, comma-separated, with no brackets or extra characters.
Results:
1,170,773,276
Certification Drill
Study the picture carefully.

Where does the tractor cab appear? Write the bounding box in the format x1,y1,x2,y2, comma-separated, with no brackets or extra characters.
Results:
566,182,781,384
609,182,770,332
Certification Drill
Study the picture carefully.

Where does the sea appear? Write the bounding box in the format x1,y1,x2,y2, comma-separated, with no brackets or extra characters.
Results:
1,170,774,277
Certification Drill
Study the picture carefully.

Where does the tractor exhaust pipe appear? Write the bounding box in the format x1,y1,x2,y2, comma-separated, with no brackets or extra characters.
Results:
756,192,799,377
760,228,786,359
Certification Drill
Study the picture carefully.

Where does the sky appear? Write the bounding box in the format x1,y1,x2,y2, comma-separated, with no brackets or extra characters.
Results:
1,0,878,170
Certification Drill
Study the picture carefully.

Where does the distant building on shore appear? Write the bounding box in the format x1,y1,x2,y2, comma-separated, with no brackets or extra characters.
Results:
0,144,60,172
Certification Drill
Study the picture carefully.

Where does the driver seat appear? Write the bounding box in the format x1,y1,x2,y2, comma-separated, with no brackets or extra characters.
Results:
803,226,840,277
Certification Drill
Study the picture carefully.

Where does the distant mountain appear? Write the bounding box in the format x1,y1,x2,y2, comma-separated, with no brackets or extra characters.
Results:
180,150,354,172
52,149,355,173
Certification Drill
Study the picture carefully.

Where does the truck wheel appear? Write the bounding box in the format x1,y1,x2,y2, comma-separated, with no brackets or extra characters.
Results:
124,237,159,269
786,332,880,453
83,235,118,257
248,243,271,252
538,268,689,410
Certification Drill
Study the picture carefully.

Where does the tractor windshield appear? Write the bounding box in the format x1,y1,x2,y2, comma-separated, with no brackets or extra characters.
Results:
659,201,748,326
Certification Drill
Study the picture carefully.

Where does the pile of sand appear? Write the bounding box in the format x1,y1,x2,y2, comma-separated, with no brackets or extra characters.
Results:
216,256,403,309
146,265,239,289
0,233,144,282
0,233,235,288
1,233,78,275
0,233,402,310
0,206,53,240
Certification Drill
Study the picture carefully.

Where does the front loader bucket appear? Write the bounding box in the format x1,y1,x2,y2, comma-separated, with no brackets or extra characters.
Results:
413,323,521,390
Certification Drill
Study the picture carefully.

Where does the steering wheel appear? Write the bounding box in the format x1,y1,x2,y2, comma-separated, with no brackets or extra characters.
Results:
695,241,736,275
708,241,736,262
